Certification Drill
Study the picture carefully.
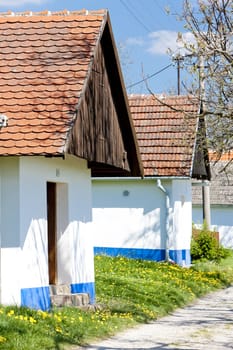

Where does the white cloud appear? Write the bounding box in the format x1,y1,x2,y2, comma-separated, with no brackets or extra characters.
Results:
0,0,47,7
126,37,144,46
147,30,195,56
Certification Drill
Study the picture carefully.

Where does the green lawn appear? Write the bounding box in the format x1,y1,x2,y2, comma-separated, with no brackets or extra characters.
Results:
0,253,233,349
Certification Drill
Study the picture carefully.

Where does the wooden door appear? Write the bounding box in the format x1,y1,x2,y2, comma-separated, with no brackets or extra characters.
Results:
47,182,57,285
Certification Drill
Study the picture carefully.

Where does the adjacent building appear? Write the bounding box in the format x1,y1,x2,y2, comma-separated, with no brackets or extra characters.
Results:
92,94,210,266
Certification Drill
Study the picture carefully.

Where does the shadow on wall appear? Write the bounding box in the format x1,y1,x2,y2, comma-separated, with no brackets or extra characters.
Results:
122,207,165,250
21,218,48,285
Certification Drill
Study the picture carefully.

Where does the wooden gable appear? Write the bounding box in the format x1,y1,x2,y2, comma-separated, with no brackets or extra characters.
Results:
66,13,143,177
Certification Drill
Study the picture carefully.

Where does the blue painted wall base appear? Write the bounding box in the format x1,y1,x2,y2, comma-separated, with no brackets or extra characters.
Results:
94,247,191,266
169,249,191,266
71,282,95,304
21,286,51,311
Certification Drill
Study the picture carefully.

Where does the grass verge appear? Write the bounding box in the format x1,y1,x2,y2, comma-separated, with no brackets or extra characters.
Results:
0,252,233,349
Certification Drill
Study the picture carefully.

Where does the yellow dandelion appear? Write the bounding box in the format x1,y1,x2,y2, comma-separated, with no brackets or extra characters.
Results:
55,326,62,333
0,336,6,343
7,310,14,317
54,315,62,322
38,310,49,319
29,317,37,324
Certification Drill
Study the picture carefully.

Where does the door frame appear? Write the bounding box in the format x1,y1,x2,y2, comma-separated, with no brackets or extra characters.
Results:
47,182,57,285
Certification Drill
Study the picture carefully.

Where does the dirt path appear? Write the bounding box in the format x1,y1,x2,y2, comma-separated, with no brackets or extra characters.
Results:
77,285,233,349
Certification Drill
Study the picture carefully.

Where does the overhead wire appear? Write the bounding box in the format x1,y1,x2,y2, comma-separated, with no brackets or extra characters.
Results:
119,0,152,33
126,63,173,89
119,0,181,91
133,0,165,30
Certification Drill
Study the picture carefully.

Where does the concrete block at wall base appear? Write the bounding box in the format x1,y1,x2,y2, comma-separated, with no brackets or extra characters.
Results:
51,294,73,307
71,293,90,306
50,293,90,307
49,284,70,295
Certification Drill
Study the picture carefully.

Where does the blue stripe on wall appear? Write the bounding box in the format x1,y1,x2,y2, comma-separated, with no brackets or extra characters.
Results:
21,286,51,311
94,247,191,266
94,247,165,261
169,249,191,266
71,282,95,304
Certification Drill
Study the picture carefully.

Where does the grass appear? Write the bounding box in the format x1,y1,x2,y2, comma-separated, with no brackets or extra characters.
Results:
0,252,233,349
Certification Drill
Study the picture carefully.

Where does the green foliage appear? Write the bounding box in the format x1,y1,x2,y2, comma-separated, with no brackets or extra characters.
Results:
95,255,232,322
191,224,230,262
0,306,84,350
0,255,233,349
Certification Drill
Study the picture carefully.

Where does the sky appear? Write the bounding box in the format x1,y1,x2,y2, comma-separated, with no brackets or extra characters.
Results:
0,0,193,95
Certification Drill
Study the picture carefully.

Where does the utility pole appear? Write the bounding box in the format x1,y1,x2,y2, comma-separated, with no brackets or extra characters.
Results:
173,54,184,95
202,180,211,229
199,55,211,230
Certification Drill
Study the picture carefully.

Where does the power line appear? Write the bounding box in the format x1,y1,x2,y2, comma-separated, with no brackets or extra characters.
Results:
120,0,167,34
133,0,164,30
126,63,173,89
119,0,152,34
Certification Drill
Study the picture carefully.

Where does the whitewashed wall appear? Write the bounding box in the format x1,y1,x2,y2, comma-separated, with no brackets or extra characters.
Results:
171,179,192,264
0,157,21,306
92,178,192,265
0,155,94,309
193,205,233,248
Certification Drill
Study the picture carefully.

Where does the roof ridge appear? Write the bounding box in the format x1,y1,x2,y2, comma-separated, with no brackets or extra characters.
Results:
0,9,107,18
128,93,196,100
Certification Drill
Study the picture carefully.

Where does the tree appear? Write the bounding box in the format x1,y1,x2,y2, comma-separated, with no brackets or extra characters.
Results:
178,0,233,157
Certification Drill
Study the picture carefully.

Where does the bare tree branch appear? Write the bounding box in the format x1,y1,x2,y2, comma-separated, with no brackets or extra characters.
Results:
178,0,233,157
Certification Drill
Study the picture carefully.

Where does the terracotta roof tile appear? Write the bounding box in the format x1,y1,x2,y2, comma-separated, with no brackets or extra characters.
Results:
209,150,233,162
128,94,199,177
0,9,106,156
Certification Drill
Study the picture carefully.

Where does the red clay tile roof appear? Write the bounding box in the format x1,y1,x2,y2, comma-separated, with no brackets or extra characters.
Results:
0,9,107,156
209,150,233,162
128,94,199,177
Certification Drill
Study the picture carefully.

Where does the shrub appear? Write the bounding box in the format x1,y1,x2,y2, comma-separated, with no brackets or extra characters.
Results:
191,223,230,262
